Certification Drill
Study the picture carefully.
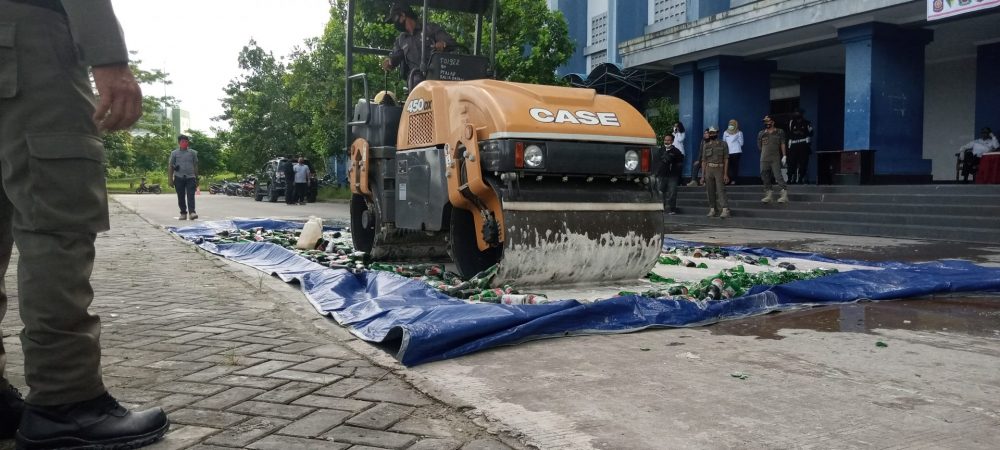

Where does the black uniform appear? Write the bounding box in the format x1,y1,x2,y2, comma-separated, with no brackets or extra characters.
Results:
787,116,813,184
656,145,684,212
387,22,457,91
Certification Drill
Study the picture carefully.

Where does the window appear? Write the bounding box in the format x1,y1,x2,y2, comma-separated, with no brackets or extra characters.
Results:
591,12,608,47
590,50,607,71
652,0,685,28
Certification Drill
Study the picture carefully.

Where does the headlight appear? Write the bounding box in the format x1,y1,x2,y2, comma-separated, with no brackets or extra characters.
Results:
625,150,639,171
525,145,544,168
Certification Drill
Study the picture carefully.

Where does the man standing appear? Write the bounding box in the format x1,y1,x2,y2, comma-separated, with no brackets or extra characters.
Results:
758,115,789,203
0,0,168,447
293,157,311,205
700,127,731,218
381,2,457,92
282,157,296,204
656,134,684,215
168,134,198,220
786,108,814,184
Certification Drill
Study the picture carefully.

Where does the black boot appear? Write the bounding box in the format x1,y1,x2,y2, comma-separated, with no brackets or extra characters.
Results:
16,392,168,450
0,383,25,438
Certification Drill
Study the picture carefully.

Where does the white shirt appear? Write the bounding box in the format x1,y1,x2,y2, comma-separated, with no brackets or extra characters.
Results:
293,163,310,183
723,130,743,155
673,131,685,155
961,135,999,156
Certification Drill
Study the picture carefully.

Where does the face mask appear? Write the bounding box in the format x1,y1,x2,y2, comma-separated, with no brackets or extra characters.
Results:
765,121,773,128
394,19,407,32
728,125,735,131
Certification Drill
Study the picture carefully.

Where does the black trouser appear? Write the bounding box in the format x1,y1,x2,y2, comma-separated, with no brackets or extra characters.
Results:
294,183,307,204
659,176,679,212
727,153,741,183
788,143,811,183
174,176,196,214
960,151,980,182
284,180,296,204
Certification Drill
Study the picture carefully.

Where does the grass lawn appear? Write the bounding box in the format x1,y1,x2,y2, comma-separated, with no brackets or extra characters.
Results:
316,186,352,201
107,173,238,194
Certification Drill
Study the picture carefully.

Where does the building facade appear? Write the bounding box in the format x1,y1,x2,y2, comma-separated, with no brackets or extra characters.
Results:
552,0,1000,182
171,108,191,137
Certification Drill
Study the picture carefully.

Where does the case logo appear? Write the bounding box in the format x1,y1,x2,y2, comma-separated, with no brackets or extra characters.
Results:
529,108,620,127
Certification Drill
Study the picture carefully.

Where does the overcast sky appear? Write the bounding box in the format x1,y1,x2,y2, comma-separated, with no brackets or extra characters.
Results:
111,0,332,132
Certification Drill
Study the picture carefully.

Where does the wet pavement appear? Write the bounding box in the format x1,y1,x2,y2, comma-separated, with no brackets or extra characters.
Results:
665,224,1000,265
710,296,1000,340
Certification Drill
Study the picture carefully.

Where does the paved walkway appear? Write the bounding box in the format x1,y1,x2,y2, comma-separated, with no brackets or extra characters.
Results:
1,201,513,450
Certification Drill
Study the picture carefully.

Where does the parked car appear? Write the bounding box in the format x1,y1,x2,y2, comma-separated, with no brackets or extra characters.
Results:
254,157,289,202
254,157,320,203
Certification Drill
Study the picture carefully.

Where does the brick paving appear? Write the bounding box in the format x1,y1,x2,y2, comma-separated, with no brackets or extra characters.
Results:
0,201,514,449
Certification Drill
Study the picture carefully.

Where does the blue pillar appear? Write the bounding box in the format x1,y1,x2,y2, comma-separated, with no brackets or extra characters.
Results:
975,42,1000,134
800,73,845,182
611,0,648,65
839,23,933,180
699,56,773,180
555,0,587,76
674,62,703,177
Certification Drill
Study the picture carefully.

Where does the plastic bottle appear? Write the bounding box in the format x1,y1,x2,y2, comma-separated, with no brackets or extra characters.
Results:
296,217,323,249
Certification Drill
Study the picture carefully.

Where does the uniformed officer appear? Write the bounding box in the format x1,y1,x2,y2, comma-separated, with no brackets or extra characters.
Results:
0,0,168,447
786,108,814,184
758,115,789,203
699,126,731,218
381,2,458,92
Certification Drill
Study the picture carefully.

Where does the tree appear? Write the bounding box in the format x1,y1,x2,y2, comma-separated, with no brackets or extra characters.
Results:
646,97,679,146
101,56,176,175
220,0,573,172
185,130,225,178
219,40,306,175
486,0,574,84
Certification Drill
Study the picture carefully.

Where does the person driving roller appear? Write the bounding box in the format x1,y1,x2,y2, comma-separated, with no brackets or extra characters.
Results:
381,1,458,91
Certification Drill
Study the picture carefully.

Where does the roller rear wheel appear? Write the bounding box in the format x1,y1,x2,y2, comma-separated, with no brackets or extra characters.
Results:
350,194,378,254
448,208,500,279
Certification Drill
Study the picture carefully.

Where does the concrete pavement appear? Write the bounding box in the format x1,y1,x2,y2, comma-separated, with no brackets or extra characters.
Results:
1,199,514,450
8,194,995,449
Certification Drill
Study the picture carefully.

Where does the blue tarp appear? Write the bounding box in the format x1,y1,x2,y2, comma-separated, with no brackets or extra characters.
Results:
171,220,1000,366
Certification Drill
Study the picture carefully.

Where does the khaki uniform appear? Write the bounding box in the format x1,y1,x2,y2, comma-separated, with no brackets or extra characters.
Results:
701,139,728,211
0,0,128,405
758,128,786,192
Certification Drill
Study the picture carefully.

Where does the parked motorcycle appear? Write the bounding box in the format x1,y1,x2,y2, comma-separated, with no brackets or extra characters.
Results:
241,176,256,197
135,178,162,194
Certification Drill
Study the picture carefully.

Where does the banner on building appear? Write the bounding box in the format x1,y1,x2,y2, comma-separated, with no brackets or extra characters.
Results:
927,0,1000,21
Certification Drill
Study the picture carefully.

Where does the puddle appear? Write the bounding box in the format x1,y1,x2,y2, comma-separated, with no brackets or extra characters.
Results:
709,295,1000,339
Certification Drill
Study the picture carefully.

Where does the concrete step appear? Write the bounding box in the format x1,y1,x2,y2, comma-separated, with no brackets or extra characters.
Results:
677,190,996,206
674,199,1000,218
671,205,1000,229
664,213,1000,244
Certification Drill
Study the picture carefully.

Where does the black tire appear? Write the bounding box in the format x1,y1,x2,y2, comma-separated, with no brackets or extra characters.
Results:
135,188,142,194
152,186,161,194
350,194,378,254
448,208,501,279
